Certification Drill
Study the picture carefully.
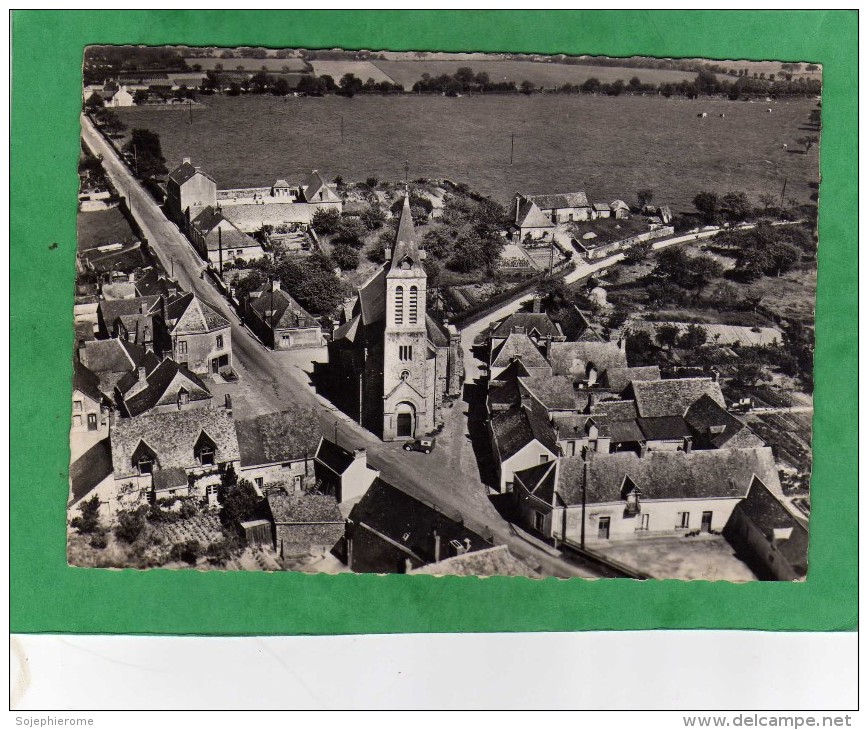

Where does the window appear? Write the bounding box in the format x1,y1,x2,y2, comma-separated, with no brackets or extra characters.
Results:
87,413,98,431
216,334,224,349
640,513,650,531
254,477,264,490
394,285,404,325
136,456,153,475
293,475,302,490
400,370,410,381
281,334,291,344
195,433,216,466
676,512,690,529
399,345,413,362
409,286,418,324
539,454,549,464
72,414,83,427
73,399,83,412
205,484,218,496
533,511,545,533
505,481,514,492
178,389,189,408
177,340,188,355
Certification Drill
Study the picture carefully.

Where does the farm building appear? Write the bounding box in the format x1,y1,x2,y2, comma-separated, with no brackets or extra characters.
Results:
516,191,593,224
610,200,630,219
243,281,322,351
512,197,555,241
265,492,345,558
313,438,380,509
189,207,265,266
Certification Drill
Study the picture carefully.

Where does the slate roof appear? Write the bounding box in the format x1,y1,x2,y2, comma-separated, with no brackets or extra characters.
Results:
604,366,661,395
591,399,639,422
73,360,104,403
519,375,578,411
556,447,780,506
389,195,425,273
118,358,212,418
491,331,551,371
685,393,759,449
314,437,356,475
348,478,491,563
514,199,554,229
425,314,451,348
631,377,726,418
301,170,341,204
527,192,590,210
487,359,531,409
165,292,230,333
152,467,188,491
248,288,319,330
134,268,181,298
593,202,611,212
490,404,559,461
79,338,144,378
356,265,387,326
69,439,113,507
267,492,343,524
548,340,628,378
410,545,539,577
236,406,321,467
332,314,361,344
98,295,161,327
513,460,558,505
111,408,240,478
636,416,693,441
491,312,562,340
608,419,646,443
550,306,600,342
192,208,261,252
168,160,215,186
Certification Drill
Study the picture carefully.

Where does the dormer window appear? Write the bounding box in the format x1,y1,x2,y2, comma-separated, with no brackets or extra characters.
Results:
194,432,217,466
177,388,189,409
131,441,157,476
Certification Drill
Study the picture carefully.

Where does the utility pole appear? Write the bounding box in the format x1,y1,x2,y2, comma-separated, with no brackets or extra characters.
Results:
133,143,138,176
218,226,223,279
188,98,193,125
510,132,515,165
170,257,174,278
404,160,410,187
340,115,344,144
779,176,788,207
580,459,587,550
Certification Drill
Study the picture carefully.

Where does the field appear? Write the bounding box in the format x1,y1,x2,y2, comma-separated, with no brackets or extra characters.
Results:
116,93,818,212
373,60,709,90
185,57,308,72
309,60,394,84
77,207,138,250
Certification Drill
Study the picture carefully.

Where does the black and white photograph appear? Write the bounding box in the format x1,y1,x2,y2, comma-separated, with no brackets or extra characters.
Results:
70,45,819,581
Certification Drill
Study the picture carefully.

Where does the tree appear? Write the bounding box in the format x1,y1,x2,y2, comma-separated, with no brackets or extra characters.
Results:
169,540,201,565
625,329,658,366
732,360,771,387
656,323,681,350
636,188,654,209
133,89,149,105
311,208,341,235
69,495,101,534
678,324,708,350
758,193,777,211
275,256,345,315
233,268,268,300
692,191,720,224
115,507,147,544
720,191,751,223
218,470,261,528
332,243,360,270
333,218,368,248
628,76,642,91
272,77,291,96
360,204,386,231
622,240,653,265
797,135,819,154
123,128,167,179
84,92,104,112
339,73,363,96
365,176,379,189
581,77,601,94
520,80,536,95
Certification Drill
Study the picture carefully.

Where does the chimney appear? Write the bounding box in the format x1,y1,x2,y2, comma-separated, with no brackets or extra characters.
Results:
137,366,147,383
684,437,693,453
224,393,233,415
588,391,598,411
352,447,366,466
532,296,542,313
433,531,441,563
639,442,648,458
271,280,281,292
140,301,148,314
384,248,392,260
463,538,471,553
710,368,720,383
128,272,135,283
182,157,191,165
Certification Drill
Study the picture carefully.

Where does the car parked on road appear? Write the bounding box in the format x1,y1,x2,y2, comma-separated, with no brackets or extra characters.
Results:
403,437,436,454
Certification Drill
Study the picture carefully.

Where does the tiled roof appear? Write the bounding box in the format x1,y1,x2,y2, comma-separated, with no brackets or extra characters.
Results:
515,199,554,229
267,492,343,524
608,419,645,443
302,170,341,204
519,375,578,411
314,437,356,475
527,192,590,210
357,265,387,326
348,478,491,563
410,545,539,577
119,358,212,418
165,292,230,334
80,339,145,376
631,377,726,418
556,447,780,506
550,306,600,342
425,314,450,348
491,332,551,371
236,406,321,467
636,416,693,441
604,366,661,395
513,460,558,504
111,408,240,479
685,394,760,449
491,404,559,461
491,312,562,340
69,439,113,507
592,398,639,422
332,314,361,344
73,360,103,403
548,340,627,379
98,295,161,327
168,160,215,186
249,288,319,330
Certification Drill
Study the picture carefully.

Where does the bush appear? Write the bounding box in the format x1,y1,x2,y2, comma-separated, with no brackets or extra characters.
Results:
169,539,201,565
332,244,360,270
333,218,368,248
178,498,199,520
89,531,108,550
115,507,147,544
311,208,341,235
365,176,379,189
205,539,234,566
360,205,386,231
70,494,101,534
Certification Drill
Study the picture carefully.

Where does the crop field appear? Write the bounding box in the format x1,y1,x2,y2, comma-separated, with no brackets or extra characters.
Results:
77,207,138,250
184,57,308,72
373,60,709,90
309,60,395,84
116,93,818,212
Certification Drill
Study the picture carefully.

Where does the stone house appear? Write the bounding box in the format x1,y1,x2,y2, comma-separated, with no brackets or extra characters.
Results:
235,406,321,495
110,407,240,506
489,401,560,493
512,198,555,241
189,206,265,266
71,360,110,460
299,170,343,212
265,492,345,558
313,437,380,508
244,281,322,350
77,338,148,400
96,295,162,345
114,354,212,418
516,191,593,224
161,292,232,376
165,158,218,228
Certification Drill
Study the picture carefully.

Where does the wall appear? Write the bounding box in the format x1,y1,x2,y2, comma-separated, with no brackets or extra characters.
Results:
274,325,322,350
552,496,744,544
498,440,556,492
173,327,232,375
723,510,803,581
240,459,313,495
581,225,675,261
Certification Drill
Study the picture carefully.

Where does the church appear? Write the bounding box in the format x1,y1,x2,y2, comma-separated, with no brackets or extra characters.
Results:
328,195,463,441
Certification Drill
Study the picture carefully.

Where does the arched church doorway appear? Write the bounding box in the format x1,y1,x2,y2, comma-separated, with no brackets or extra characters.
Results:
396,402,416,438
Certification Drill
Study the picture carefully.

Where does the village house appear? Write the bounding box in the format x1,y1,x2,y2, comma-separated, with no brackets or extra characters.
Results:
71,360,111,459
110,407,240,506
313,437,380,508
327,196,462,441
96,295,162,345
339,478,493,573
488,330,552,381
244,281,322,350
68,439,115,521
234,406,321,495
299,170,343,211
114,354,213,418
488,303,566,352
512,446,781,545
547,338,628,387
265,492,345,559
515,191,593,225
723,477,809,581
409,545,539,577
512,198,555,241
189,206,265,267
77,337,147,399
106,85,134,107
165,158,218,229
489,400,561,493
591,202,612,219
161,292,232,377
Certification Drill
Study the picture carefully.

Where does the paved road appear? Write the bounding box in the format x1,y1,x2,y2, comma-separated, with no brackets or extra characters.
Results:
82,115,598,578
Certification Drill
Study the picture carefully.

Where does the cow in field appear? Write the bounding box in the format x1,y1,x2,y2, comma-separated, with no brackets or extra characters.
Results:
782,144,788,150
698,112,707,118
767,108,773,113
719,113,725,118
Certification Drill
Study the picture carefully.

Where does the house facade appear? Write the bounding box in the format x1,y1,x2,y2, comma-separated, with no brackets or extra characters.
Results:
489,402,560,492
516,192,593,224
244,281,322,350
114,355,212,418
189,207,265,266
313,438,380,507
161,292,232,376
165,158,218,228
71,360,110,460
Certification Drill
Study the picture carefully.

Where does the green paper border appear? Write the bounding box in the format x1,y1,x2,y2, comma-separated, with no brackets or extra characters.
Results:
11,10,857,635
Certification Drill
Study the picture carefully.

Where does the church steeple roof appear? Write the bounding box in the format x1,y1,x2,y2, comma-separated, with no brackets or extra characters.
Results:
389,195,423,272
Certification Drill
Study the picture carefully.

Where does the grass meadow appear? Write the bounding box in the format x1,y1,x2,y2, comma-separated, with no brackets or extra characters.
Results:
116,93,819,212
